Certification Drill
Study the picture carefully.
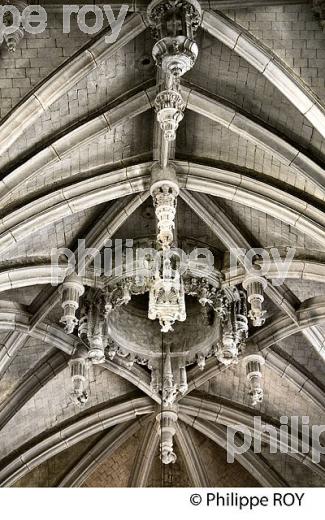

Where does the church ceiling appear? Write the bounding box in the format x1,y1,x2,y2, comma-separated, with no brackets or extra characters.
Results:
0,0,325,489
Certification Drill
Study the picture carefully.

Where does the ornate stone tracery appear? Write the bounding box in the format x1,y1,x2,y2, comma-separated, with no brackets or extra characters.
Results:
148,0,201,74
0,0,323,488
154,86,186,142
60,258,267,419
148,0,201,142
156,407,178,464
215,289,248,365
56,0,272,467
150,179,179,250
243,275,267,327
244,354,265,406
60,273,84,334
69,355,89,407
149,346,188,405
152,36,199,78
148,254,186,333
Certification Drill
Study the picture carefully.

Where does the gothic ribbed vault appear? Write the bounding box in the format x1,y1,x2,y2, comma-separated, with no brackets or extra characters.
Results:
1,0,325,487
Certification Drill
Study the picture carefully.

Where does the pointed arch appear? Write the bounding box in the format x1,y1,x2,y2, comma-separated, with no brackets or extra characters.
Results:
201,10,325,137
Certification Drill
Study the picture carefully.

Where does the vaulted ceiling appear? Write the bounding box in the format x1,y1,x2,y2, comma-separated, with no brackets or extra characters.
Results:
1,0,325,487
